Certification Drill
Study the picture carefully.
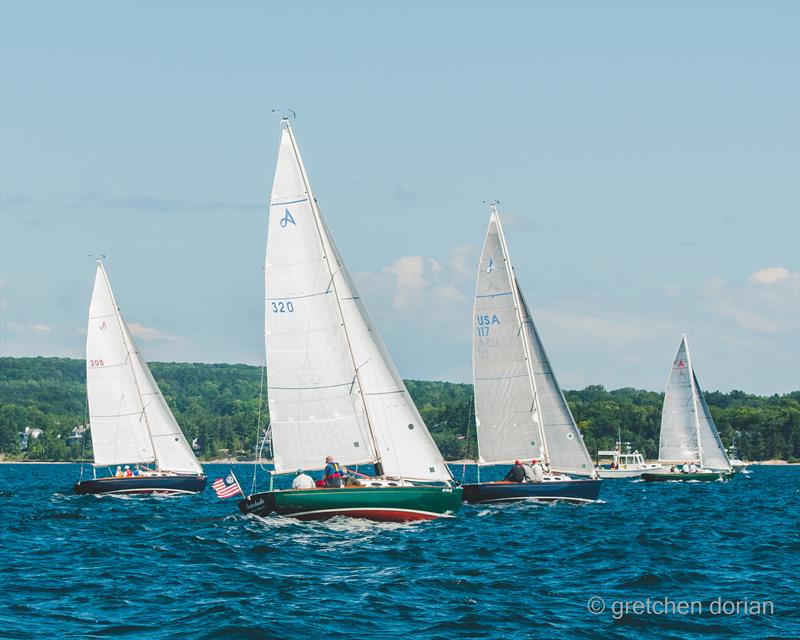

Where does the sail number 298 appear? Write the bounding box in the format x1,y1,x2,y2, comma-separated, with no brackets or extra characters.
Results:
271,300,294,313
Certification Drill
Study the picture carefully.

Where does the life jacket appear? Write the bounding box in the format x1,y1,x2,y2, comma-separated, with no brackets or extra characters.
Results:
324,462,343,487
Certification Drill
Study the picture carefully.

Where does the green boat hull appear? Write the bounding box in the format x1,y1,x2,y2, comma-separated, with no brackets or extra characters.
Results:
642,471,734,482
239,485,463,521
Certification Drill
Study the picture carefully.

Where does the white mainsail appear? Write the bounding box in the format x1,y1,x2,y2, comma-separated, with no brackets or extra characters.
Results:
265,120,452,482
86,262,203,474
658,336,699,463
658,335,731,471
472,208,595,476
472,212,542,464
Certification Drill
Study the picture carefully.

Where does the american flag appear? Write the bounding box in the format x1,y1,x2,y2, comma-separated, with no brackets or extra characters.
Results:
212,473,243,499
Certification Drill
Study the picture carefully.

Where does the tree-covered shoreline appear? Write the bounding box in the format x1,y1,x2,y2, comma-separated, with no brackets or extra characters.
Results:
1,357,798,463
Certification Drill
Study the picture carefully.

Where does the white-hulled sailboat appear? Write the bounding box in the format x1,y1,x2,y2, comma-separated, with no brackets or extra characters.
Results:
642,335,734,482
461,204,601,504
238,118,461,521
73,261,207,495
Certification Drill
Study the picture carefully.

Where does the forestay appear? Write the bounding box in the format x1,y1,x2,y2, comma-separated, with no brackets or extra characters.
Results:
658,336,701,463
265,121,452,482
86,262,202,474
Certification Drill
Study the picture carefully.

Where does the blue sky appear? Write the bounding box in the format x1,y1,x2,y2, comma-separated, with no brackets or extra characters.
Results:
1,1,798,394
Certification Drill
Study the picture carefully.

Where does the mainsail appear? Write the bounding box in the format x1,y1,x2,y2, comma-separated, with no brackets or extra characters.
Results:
658,335,731,471
265,120,452,482
86,261,203,474
472,207,595,476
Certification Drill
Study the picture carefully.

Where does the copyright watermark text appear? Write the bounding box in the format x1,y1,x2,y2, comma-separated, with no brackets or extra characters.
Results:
587,596,774,620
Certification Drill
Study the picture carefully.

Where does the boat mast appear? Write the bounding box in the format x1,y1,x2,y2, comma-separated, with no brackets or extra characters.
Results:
683,334,704,468
97,259,162,471
280,118,385,476
491,204,550,467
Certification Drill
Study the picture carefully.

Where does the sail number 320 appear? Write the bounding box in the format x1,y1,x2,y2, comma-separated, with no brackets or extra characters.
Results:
271,301,294,313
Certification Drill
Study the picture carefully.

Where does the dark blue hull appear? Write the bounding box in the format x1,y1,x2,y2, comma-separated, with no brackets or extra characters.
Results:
462,479,602,504
73,474,207,496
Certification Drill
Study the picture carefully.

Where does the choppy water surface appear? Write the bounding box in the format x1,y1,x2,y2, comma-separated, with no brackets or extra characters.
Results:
1,464,797,639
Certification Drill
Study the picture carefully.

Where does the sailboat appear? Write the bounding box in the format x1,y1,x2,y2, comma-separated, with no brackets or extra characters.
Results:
73,261,207,495
238,119,461,521
461,205,601,504
642,335,734,482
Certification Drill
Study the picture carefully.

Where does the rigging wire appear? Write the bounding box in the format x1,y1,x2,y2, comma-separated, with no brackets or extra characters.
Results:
250,365,267,495
460,394,474,484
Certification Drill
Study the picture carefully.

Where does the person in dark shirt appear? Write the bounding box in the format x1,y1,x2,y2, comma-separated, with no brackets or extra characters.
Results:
503,460,526,482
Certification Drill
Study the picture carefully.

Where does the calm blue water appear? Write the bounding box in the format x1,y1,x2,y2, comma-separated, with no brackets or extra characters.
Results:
1,464,797,639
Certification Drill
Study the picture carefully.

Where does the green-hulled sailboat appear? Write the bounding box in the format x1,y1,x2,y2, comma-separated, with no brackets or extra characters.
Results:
642,335,734,482
238,118,461,521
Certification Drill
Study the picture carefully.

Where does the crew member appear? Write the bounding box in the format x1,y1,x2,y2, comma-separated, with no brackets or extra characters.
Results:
323,456,344,488
503,460,526,482
292,469,316,489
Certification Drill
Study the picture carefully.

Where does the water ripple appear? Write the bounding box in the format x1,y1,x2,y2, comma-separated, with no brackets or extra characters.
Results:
0,464,797,639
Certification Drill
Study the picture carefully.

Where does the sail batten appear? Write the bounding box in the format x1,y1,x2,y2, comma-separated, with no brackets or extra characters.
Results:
265,121,452,482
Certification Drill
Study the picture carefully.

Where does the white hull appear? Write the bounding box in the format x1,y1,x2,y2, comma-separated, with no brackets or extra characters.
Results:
597,464,664,479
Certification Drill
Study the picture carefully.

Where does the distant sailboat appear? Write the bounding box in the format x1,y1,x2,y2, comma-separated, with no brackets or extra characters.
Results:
73,261,207,495
461,205,601,504
238,119,461,521
642,335,733,482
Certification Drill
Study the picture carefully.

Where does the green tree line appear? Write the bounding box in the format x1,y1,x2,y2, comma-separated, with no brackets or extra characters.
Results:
1,357,798,462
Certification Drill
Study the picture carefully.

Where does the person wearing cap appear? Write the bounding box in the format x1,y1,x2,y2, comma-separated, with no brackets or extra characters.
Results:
323,456,344,488
524,459,544,483
115,465,124,478
123,465,133,477
503,460,526,482
292,468,316,489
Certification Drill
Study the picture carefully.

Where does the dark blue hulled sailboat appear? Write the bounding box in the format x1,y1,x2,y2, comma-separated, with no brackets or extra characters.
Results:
73,261,206,496
461,206,601,504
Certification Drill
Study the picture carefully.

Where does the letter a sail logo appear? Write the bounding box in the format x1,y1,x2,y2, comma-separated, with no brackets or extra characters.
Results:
486,257,495,273
280,208,296,228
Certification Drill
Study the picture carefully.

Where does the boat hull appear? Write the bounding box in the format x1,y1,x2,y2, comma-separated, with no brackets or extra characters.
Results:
461,479,602,504
597,466,664,479
73,474,208,495
239,485,462,521
641,471,734,482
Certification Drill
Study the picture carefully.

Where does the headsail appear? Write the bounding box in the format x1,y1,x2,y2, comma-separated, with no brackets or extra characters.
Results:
265,120,452,482
86,262,203,474
516,285,595,476
658,336,701,464
472,208,594,476
693,371,731,471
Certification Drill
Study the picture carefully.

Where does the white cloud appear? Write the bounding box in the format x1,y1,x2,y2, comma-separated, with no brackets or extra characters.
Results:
748,266,793,285
128,322,176,342
448,245,477,278
384,256,429,309
664,285,681,297
7,322,53,336
702,269,798,334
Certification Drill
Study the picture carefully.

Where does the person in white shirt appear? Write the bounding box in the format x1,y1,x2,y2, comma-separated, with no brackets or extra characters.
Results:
291,469,316,489
523,459,545,483
688,462,699,473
